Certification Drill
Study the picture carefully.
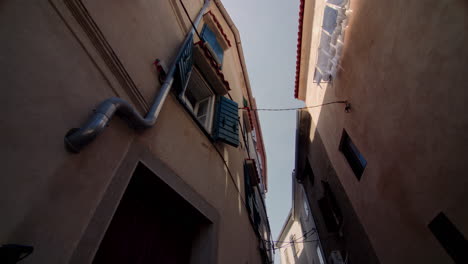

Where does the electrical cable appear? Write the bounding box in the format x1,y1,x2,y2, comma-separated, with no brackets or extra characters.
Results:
264,229,320,250
240,100,348,111
274,240,321,250
261,228,317,250
180,0,203,40
266,229,316,244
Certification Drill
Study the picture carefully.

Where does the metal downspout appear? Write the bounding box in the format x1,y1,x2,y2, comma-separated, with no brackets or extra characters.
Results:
64,0,210,153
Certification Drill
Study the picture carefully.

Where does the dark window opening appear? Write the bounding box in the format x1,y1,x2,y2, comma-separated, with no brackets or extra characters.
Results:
304,158,315,186
428,212,468,263
93,163,211,264
243,118,250,153
339,130,367,180
318,181,343,233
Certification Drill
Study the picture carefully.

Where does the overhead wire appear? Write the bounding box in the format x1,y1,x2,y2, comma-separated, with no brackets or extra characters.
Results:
260,229,318,250
274,239,321,250
273,232,319,250
179,0,203,40
240,100,348,111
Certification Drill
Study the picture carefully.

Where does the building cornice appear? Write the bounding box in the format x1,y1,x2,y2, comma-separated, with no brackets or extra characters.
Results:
295,0,316,101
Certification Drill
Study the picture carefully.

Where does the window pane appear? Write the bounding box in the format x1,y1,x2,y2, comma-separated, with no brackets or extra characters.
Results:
318,31,331,52
183,68,215,132
317,49,331,76
198,115,207,125
349,140,368,168
185,89,197,109
322,6,338,34
339,130,366,180
202,25,224,64
197,99,209,118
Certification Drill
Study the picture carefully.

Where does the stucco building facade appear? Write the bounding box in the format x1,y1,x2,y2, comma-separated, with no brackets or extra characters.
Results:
294,0,468,263
276,174,325,264
0,0,273,263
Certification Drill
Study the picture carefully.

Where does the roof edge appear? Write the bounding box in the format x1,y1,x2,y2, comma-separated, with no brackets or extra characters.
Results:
294,0,306,99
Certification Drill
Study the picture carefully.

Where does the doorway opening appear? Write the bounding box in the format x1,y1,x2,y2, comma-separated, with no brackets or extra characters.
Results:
93,163,212,264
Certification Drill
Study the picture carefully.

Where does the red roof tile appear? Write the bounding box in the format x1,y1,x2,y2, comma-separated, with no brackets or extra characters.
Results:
195,41,231,90
294,0,305,99
206,11,232,47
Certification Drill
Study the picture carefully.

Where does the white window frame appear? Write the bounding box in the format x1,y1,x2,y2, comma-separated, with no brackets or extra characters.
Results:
313,0,350,83
202,13,231,66
182,68,216,133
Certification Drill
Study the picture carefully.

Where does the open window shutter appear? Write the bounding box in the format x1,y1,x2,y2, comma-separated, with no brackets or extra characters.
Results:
174,35,194,94
213,96,239,147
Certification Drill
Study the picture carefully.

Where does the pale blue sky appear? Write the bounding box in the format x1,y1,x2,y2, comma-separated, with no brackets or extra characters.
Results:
222,0,304,260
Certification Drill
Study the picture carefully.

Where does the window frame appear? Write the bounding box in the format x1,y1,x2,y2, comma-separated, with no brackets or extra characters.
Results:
201,24,225,66
181,67,216,134
313,0,350,83
339,130,367,180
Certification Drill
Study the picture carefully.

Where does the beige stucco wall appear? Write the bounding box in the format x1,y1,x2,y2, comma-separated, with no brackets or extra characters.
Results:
279,220,303,264
300,0,468,263
0,0,267,263
296,186,322,264
278,215,321,264
277,184,323,264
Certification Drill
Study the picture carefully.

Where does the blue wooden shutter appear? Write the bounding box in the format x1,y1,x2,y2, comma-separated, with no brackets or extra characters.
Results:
201,25,224,64
213,96,239,147
175,34,193,94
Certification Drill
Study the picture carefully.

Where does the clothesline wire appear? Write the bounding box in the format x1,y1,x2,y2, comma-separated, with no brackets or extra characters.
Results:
240,100,348,111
